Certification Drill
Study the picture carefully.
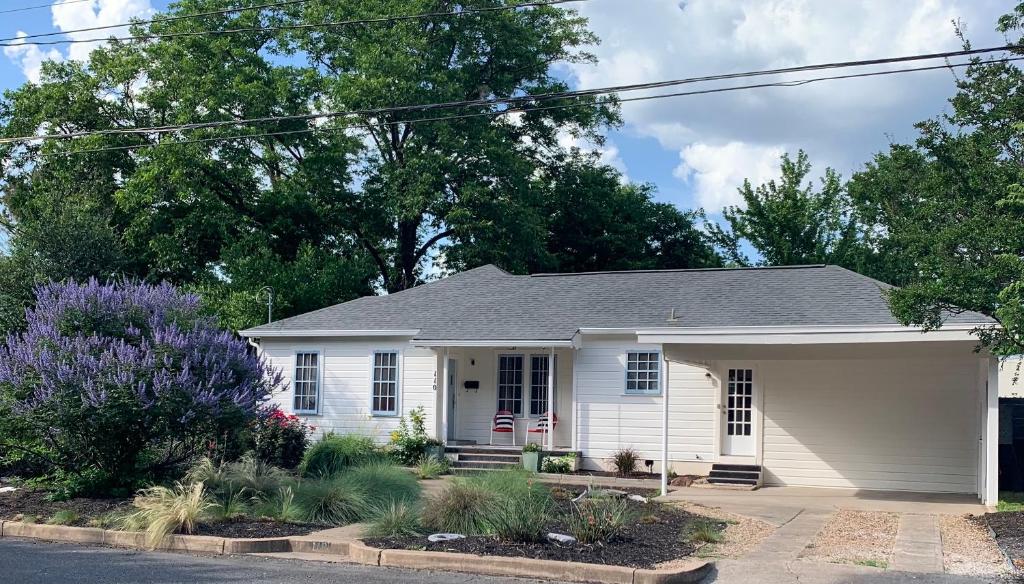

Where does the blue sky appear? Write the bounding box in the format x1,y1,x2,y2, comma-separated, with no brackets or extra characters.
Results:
0,0,1016,217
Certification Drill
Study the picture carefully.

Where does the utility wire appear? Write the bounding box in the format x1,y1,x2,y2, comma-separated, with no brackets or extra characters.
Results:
0,0,588,47
0,44,1015,145
0,0,315,43
0,0,94,16
47,56,1024,156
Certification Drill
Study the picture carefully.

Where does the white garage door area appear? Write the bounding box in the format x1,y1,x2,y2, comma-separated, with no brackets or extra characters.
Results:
761,357,980,493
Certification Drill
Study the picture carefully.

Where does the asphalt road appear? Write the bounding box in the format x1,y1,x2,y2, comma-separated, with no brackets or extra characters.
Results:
0,539,1000,584
0,539,541,584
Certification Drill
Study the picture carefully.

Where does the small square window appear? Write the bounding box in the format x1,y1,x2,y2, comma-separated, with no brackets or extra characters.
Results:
625,352,660,394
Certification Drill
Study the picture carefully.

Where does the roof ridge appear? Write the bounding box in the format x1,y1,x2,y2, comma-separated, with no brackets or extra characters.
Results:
530,264,828,278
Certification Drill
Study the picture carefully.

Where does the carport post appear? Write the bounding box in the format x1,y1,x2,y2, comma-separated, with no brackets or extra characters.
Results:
441,347,449,445
548,346,555,451
661,351,670,497
985,357,999,505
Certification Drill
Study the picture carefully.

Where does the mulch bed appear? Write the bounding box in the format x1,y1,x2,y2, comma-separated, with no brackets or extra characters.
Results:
194,519,317,538
0,489,130,526
983,511,1024,569
365,488,712,569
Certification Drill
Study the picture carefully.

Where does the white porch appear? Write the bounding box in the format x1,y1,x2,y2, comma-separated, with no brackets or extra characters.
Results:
421,342,576,451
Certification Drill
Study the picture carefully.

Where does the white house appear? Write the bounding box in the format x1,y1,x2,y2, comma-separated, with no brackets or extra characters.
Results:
240,264,1000,504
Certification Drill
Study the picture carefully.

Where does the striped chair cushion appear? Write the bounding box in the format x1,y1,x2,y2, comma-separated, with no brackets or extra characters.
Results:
528,413,558,432
492,410,515,432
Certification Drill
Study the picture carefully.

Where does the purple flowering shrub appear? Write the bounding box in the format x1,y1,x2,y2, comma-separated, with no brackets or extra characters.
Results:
0,280,283,495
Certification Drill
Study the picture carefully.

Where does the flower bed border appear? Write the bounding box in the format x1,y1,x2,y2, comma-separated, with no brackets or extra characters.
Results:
0,521,712,584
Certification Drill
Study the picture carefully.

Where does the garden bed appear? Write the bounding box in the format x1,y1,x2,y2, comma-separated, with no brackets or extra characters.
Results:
0,489,130,526
365,486,716,569
983,511,1024,570
192,518,317,538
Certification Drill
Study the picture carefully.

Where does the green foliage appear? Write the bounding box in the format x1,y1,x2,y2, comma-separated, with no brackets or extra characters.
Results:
299,434,378,478
564,496,636,544
245,410,311,470
484,483,552,543
124,482,216,548
252,486,305,523
707,151,862,270
684,518,726,545
365,501,423,538
522,442,542,453
293,479,371,526
342,461,421,508
46,510,80,526
998,492,1024,512
611,448,640,476
541,454,575,474
388,407,432,466
415,456,450,480
421,479,497,536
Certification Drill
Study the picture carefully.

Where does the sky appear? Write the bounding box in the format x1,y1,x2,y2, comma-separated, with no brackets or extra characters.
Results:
0,0,1016,215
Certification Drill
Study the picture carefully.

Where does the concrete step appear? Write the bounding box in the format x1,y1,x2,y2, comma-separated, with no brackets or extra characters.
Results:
451,460,520,470
709,469,760,480
445,446,521,456
457,453,522,463
712,463,761,473
707,477,759,486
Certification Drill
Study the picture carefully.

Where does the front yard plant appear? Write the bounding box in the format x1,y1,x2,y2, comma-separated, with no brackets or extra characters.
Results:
0,280,282,496
299,433,377,477
388,406,431,465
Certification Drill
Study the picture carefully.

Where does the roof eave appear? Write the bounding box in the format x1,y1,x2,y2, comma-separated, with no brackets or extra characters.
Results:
239,329,421,338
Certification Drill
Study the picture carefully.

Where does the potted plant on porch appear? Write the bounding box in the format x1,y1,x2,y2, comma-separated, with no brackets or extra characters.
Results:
522,442,542,472
424,438,445,461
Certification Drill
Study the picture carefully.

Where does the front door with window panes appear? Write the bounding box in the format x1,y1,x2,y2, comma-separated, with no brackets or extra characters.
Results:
722,367,755,456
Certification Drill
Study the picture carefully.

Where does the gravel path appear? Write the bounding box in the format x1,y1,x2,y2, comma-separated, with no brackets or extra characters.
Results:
659,502,775,565
801,509,898,568
940,514,1011,578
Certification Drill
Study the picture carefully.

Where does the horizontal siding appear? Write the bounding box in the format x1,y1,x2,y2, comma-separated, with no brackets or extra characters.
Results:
762,358,979,493
576,341,715,469
260,339,437,443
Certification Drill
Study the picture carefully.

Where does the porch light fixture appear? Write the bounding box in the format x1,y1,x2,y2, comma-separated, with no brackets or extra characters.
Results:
645,459,654,475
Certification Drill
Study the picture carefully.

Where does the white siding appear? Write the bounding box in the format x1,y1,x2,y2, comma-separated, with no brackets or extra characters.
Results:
761,357,980,493
448,348,573,448
575,339,716,470
260,339,437,443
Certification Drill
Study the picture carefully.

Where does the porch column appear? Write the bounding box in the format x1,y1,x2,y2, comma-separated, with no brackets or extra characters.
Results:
548,346,556,451
984,357,999,505
441,347,450,445
661,351,670,497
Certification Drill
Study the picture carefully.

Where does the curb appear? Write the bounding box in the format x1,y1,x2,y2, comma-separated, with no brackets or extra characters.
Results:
353,540,712,584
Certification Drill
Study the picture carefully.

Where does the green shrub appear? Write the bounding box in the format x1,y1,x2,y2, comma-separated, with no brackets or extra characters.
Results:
124,482,216,548
222,454,289,499
611,448,640,476
293,479,371,525
465,468,535,499
388,407,431,465
338,461,420,508
415,456,450,479
522,442,541,453
564,496,636,543
46,510,80,526
421,480,496,535
486,486,551,543
299,434,378,478
247,409,311,469
209,489,249,522
365,500,422,538
253,486,304,523
541,454,575,474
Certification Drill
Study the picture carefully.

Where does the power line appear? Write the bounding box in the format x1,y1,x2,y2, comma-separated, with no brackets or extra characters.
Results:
0,0,587,47
0,44,1015,145
48,56,1024,157
0,0,94,16
0,0,315,44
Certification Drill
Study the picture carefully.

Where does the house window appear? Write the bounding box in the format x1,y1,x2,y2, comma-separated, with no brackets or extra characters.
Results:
293,352,320,414
497,354,524,415
625,351,661,394
371,351,400,416
529,355,555,417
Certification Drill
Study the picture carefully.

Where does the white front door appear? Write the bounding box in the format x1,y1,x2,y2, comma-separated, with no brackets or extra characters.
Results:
446,359,458,442
722,367,756,456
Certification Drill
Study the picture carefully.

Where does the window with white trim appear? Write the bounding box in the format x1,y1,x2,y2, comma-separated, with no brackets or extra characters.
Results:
293,352,320,413
497,354,524,415
529,354,555,417
625,352,660,394
371,351,399,415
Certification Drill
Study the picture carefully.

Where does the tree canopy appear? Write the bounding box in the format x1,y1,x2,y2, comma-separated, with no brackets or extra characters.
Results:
0,0,721,331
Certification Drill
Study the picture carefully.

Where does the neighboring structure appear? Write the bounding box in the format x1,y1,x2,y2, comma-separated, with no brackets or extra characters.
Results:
240,264,1000,504
999,356,1024,491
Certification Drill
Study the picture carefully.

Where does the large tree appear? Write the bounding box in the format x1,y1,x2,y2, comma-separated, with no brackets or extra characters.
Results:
846,8,1024,354
0,0,719,331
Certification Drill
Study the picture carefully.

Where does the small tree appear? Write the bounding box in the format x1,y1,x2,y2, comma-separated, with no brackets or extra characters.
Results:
0,280,282,494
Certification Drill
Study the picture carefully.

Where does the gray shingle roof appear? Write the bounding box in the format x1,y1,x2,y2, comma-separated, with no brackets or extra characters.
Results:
241,264,994,340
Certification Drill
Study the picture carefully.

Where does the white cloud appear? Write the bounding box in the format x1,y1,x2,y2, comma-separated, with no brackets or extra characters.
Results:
5,0,154,82
3,33,62,83
569,0,1011,207
675,141,785,210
